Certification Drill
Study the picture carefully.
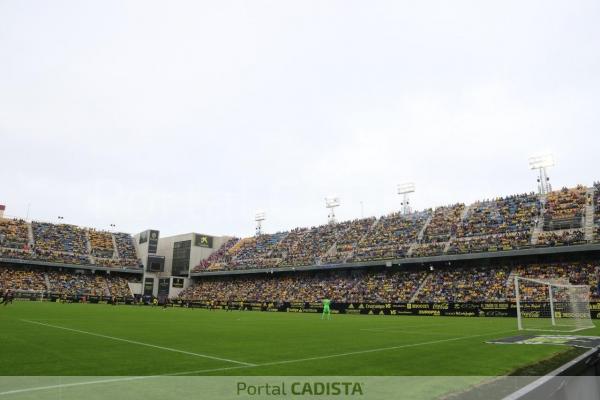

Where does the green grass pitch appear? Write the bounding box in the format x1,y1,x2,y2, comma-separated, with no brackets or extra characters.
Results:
0,302,596,377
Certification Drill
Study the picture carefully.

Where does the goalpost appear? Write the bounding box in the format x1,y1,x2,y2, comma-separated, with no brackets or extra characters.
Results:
514,276,595,332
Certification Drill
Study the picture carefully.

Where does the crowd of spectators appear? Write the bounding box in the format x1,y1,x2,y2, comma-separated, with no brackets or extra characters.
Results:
31,249,91,265
279,223,348,267
193,237,240,271
351,211,430,262
47,270,110,296
543,186,587,230
0,221,141,268
32,222,87,254
506,263,599,301
409,242,446,257
414,267,509,302
0,266,137,297
456,194,540,238
447,231,531,254
179,269,427,303
197,186,596,272
89,229,115,258
108,276,135,297
182,261,600,303
322,218,376,264
536,230,586,247
222,232,287,270
0,266,46,291
421,204,464,243
93,257,140,268
0,218,29,250
114,232,139,263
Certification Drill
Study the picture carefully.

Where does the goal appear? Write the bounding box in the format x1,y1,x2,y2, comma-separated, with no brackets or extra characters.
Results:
514,275,595,332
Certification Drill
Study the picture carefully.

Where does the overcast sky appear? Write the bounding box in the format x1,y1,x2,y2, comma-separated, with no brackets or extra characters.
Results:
1,0,599,238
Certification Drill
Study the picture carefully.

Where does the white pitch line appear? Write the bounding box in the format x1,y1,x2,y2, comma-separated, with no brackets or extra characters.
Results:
0,365,250,397
20,319,256,367
256,329,516,367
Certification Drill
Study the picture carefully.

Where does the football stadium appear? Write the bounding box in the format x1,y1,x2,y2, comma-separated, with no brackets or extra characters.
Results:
2,181,600,398
2,1,600,399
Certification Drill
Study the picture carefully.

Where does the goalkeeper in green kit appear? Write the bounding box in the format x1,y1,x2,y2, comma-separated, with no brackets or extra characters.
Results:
321,298,331,320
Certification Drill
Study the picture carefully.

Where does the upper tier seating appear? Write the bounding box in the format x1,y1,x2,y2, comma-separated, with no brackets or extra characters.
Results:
89,229,115,258
421,204,464,243
536,229,586,247
351,211,430,262
543,186,587,230
32,222,87,254
456,193,540,237
193,237,240,271
0,218,29,249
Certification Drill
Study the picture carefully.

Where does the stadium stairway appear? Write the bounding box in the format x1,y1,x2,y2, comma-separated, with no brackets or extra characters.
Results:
110,233,119,259
26,221,34,247
85,230,92,254
531,207,546,246
409,274,431,303
459,204,471,221
43,273,51,290
416,213,433,242
343,218,381,263
584,187,596,242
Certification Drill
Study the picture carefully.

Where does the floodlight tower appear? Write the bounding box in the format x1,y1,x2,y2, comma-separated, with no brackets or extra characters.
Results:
255,211,266,236
397,183,415,215
528,154,554,196
325,197,340,224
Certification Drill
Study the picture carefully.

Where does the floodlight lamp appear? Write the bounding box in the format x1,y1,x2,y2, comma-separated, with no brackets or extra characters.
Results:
397,182,416,195
255,211,266,222
325,196,340,208
528,154,554,170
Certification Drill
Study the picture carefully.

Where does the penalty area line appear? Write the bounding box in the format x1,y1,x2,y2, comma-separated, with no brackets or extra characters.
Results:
20,319,256,367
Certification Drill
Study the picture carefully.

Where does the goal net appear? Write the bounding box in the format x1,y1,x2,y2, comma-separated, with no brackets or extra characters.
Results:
514,276,595,332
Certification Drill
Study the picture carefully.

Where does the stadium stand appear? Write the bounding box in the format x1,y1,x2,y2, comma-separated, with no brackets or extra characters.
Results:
193,237,240,271
421,204,464,243
0,266,47,291
0,218,29,249
321,217,376,264
180,260,600,303
89,229,115,258
535,229,586,247
277,225,337,267
0,219,141,268
506,262,600,300
179,269,427,303
350,211,430,262
456,193,540,237
1,185,597,273
0,265,137,297
414,266,509,302
447,231,531,254
32,222,87,254
543,186,587,230
409,242,446,257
